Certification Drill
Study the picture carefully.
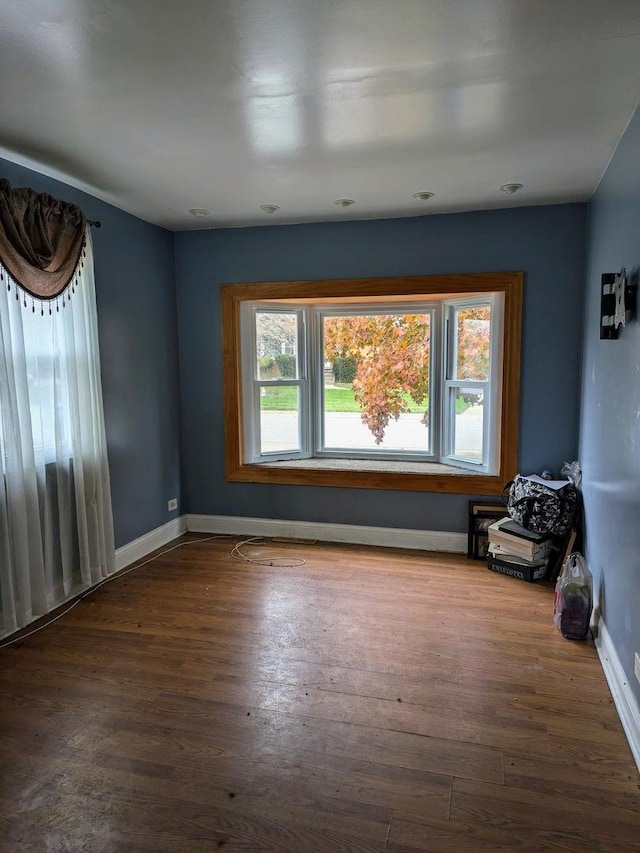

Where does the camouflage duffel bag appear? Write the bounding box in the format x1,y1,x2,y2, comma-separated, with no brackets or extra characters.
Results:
505,475,578,536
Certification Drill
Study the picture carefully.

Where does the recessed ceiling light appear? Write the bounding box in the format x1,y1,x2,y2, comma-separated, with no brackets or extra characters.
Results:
259,204,280,214
412,191,435,201
333,198,355,208
500,183,523,195
188,208,210,217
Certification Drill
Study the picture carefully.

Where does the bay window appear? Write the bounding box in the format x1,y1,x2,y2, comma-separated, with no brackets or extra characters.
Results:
223,273,522,495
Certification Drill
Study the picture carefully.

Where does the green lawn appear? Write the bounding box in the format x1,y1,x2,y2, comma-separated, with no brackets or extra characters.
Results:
260,385,427,413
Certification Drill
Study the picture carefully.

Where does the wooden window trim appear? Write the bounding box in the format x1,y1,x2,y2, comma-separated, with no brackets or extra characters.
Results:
222,272,522,495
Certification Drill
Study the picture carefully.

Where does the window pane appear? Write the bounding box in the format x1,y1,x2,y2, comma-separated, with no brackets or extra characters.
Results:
452,388,484,462
260,386,300,454
22,305,73,459
323,313,430,452
455,306,490,380
255,311,298,379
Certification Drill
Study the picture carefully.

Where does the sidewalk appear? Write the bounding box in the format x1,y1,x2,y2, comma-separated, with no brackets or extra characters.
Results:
260,406,483,458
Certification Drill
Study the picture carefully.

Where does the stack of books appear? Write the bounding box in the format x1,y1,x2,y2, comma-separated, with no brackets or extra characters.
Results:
486,518,553,582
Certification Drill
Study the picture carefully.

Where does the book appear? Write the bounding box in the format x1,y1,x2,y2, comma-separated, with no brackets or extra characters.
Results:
487,553,548,582
488,518,554,561
499,518,552,543
487,544,548,567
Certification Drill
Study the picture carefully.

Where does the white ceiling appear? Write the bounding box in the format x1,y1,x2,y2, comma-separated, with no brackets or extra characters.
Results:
1,1,640,231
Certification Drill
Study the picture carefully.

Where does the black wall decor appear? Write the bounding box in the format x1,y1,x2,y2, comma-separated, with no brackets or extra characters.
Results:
600,268,638,339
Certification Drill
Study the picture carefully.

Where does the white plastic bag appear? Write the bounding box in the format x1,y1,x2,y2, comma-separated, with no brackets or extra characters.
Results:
553,552,592,639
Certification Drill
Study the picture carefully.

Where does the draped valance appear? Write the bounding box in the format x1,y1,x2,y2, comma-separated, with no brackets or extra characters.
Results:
0,178,86,303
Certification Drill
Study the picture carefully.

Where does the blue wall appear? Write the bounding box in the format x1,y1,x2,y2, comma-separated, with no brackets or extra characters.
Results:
175,204,587,533
0,155,591,547
0,159,182,549
580,105,640,706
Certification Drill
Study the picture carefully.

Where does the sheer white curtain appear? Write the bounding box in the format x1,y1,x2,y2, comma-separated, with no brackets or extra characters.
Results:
0,229,115,637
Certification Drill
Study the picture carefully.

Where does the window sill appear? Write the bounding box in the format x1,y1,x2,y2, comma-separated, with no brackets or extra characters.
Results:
226,458,507,495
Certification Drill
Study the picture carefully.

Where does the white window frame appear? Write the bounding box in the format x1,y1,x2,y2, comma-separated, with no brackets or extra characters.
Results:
441,293,504,474
240,293,504,475
313,303,438,462
240,303,309,463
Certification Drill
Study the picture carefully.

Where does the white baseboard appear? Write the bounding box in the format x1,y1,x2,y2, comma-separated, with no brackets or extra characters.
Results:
115,516,187,571
594,619,640,773
114,513,465,574
184,513,466,553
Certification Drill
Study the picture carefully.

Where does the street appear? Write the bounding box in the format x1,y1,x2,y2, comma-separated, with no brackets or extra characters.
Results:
260,405,483,459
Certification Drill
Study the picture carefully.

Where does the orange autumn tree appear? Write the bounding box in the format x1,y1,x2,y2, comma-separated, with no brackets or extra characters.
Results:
324,307,491,444
455,306,491,380
324,314,430,443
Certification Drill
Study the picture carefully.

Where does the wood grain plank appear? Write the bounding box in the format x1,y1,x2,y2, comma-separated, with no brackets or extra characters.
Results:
0,537,637,851
386,811,570,853
451,776,640,852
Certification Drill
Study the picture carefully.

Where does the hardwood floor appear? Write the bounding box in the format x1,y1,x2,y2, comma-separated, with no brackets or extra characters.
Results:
0,535,638,852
